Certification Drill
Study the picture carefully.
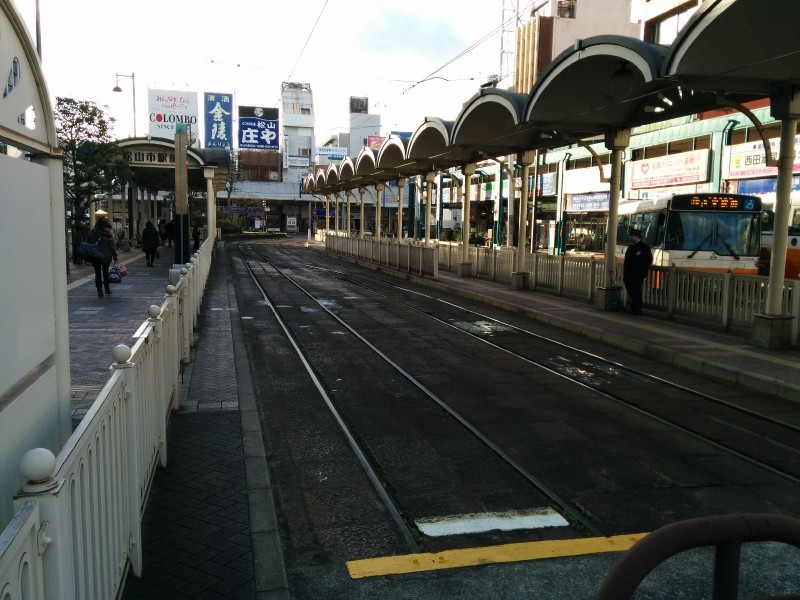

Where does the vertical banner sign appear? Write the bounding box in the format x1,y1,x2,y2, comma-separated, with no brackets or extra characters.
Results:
238,106,279,150
149,89,199,146
204,92,233,149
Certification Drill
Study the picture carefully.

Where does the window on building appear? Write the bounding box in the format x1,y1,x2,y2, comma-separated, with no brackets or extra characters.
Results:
301,108,310,115
557,0,575,18
299,148,310,157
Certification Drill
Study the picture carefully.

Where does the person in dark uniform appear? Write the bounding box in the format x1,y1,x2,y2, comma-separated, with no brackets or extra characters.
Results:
623,228,653,315
141,220,160,266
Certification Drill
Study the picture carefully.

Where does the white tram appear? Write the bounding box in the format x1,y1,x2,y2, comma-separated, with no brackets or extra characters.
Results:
615,193,762,274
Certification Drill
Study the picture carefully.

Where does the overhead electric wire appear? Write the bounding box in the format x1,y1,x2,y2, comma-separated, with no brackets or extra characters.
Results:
285,0,329,83
402,0,534,94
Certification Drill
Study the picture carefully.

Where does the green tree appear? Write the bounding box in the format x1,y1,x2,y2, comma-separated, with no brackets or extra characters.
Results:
54,97,132,262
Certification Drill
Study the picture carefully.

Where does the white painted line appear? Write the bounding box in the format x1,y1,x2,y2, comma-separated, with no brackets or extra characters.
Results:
415,508,568,537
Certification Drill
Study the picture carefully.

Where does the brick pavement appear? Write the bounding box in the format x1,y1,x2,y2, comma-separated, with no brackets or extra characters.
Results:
119,242,287,599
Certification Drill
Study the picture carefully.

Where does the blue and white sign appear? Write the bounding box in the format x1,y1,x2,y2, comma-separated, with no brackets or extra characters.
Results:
317,146,347,160
238,106,279,150
737,176,800,195
204,92,233,149
566,191,610,212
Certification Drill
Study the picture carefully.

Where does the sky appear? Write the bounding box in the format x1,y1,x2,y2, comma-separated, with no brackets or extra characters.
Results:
14,0,515,145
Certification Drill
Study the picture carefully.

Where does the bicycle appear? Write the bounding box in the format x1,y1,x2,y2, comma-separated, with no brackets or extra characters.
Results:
115,231,132,252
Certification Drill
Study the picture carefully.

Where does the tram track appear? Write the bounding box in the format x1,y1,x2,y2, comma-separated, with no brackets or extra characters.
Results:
261,242,800,485
234,240,800,556
236,244,607,548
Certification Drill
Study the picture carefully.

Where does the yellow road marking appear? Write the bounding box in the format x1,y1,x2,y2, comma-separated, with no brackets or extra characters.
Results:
346,533,648,579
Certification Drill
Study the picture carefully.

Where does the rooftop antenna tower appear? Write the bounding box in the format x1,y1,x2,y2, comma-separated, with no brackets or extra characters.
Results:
499,0,521,87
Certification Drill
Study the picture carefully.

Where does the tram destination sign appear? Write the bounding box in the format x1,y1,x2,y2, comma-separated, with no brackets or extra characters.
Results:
671,193,761,212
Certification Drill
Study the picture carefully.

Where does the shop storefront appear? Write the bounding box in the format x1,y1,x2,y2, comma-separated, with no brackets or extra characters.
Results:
560,165,611,253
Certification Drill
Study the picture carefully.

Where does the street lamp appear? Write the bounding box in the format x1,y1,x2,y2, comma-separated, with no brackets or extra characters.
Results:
112,72,137,137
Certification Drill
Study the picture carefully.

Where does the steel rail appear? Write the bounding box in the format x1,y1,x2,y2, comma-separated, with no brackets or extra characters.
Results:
264,246,800,486
236,246,422,552
239,244,606,537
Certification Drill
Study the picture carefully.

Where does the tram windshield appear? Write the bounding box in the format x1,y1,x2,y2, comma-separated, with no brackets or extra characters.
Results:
666,211,760,257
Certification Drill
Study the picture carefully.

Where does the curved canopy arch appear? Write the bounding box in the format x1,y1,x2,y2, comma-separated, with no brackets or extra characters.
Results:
376,135,409,170
338,158,356,185
355,146,378,178
117,137,214,191
664,0,800,98
408,117,473,171
525,36,669,140
452,88,530,156
302,174,315,194
313,169,327,191
324,162,341,191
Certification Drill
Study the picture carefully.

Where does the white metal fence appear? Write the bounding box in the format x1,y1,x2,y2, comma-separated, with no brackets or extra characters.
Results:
326,234,438,277
0,241,212,600
329,238,799,345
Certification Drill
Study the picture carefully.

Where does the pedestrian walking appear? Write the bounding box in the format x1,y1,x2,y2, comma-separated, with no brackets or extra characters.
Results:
73,217,90,265
88,217,118,297
142,220,160,267
192,225,201,251
165,219,176,247
623,228,652,315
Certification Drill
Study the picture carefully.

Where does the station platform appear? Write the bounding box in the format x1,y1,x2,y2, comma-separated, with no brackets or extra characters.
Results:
65,237,799,598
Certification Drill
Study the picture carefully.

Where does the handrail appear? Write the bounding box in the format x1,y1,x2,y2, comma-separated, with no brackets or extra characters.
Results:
595,513,800,600
0,239,213,599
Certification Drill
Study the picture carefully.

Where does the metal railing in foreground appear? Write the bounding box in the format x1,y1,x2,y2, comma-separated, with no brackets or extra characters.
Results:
0,240,213,600
595,513,800,600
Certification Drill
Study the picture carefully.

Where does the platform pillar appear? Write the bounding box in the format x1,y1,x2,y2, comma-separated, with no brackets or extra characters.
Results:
595,286,622,311
751,314,793,349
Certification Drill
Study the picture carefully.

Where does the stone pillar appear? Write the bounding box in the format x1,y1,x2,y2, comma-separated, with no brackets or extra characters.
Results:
596,128,630,311
752,89,799,348
424,171,436,245
512,150,537,289
396,177,406,240
173,124,191,264
376,183,386,241
334,193,340,235
204,166,216,241
346,190,354,235
506,154,515,248
459,164,476,277
359,187,366,239
325,194,331,237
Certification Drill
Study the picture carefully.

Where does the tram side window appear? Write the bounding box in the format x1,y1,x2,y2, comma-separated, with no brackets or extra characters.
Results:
665,212,685,249
761,210,774,234
616,215,630,245
746,213,761,255
791,209,800,235
638,211,662,248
